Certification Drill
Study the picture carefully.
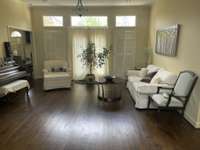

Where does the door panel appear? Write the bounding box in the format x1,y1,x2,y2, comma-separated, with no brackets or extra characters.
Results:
112,28,136,78
43,30,67,60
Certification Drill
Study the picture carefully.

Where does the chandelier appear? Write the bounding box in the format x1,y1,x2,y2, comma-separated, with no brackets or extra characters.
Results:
74,0,88,17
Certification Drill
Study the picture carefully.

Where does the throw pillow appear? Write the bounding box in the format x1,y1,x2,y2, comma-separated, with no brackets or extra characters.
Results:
147,71,158,79
59,67,67,72
51,67,55,72
147,65,160,74
51,67,61,72
151,69,177,85
152,77,161,84
141,71,158,83
139,68,148,77
140,77,151,83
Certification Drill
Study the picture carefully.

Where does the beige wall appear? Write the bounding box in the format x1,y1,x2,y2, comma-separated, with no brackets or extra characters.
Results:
31,6,150,78
0,0,31,58
150,0,200,127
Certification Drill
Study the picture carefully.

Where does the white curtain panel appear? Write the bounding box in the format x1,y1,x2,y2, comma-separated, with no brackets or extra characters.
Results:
90,29,109,77
72,29,88,80
72,28,110,80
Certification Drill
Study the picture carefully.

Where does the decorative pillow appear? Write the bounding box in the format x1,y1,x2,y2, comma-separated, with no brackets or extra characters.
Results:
140,78,151,83
51,67,61,72
160,75,177,85
151,77,161,84
59,67,67,72
147,71,158,79
141,71,158,83
139,68,148,77
51,67,55,72
147,65,160,74
151,69,177,85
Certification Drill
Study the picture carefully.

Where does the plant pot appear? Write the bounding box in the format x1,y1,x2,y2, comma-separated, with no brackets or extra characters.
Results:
85,74,95,82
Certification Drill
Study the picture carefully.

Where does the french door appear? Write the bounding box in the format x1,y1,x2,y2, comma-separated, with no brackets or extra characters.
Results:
112,28,136,78
72,28,110,80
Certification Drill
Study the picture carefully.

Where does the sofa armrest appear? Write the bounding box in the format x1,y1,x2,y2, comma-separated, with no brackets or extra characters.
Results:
127,70,141,76
156,84,174,94
43,69,49,74
134,83,158,94
67,68,72,73
134,83,173,95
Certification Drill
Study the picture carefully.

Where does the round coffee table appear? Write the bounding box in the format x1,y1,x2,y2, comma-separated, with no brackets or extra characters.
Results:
97,77,123,102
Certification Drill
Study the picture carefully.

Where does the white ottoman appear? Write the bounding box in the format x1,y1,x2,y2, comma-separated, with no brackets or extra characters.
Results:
0,80,30,97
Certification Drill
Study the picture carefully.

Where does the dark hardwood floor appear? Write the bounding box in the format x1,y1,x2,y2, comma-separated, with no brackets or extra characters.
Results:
0,80,200,150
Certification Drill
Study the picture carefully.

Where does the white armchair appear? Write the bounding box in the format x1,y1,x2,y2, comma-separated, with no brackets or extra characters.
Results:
43,60,72,90
148,71,198,114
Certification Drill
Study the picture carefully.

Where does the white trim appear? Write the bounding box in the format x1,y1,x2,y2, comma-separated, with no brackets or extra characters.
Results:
7,25,31,32
184,112,200,128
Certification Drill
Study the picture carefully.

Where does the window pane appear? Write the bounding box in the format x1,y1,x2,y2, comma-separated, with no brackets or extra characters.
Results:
71,16,108,27
116,16,136,27
43,16,63,27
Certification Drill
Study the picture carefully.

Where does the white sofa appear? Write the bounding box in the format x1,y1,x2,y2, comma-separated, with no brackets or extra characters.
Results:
43,60,72,90
127,65,177,109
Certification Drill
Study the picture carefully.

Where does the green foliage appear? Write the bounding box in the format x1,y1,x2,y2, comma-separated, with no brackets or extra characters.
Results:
78,42,110,74
96,48,110,68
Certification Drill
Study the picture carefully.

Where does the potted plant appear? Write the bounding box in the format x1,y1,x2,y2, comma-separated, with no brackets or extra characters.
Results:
78,42,110,83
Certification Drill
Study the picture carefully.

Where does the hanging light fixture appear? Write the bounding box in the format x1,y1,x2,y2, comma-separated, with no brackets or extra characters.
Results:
74,0,88,17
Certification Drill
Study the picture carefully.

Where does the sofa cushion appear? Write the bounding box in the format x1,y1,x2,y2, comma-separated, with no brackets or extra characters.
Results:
44,72,70,78
152,94,183,107
139,68,148,77
151,69,177,85
128,76,142,83
141,71,158,83
147,65,161,74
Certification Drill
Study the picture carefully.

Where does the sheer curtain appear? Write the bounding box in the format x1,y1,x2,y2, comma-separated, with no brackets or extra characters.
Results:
90,29,109,77
72,28,110,80
72,29,88,80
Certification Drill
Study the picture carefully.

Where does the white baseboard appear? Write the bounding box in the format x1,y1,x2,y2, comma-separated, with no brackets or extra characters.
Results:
184,112,200,128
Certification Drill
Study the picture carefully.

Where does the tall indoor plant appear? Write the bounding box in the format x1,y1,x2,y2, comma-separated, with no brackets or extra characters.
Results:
78,42,110,82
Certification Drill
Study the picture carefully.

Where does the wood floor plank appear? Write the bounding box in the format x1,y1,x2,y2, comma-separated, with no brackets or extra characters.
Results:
0,79,199,150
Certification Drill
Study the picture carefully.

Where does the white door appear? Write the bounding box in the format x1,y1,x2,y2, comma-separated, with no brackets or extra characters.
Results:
112,28,136,78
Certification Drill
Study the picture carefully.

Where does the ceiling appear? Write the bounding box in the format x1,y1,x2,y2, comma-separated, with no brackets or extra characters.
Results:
26,0,155,6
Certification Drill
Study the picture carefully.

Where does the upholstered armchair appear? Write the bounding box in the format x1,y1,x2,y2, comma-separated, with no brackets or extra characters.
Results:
148,71,198,114
43,60,72,90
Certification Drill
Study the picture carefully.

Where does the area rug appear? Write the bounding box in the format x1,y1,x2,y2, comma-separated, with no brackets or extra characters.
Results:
73,80,98,85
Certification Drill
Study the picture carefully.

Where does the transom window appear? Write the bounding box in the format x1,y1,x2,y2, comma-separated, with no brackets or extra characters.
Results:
43,16,64,27
71,16,108,27
116,16,136,27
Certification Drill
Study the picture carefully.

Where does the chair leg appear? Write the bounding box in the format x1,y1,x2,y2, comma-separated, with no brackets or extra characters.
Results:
25,87,30,100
